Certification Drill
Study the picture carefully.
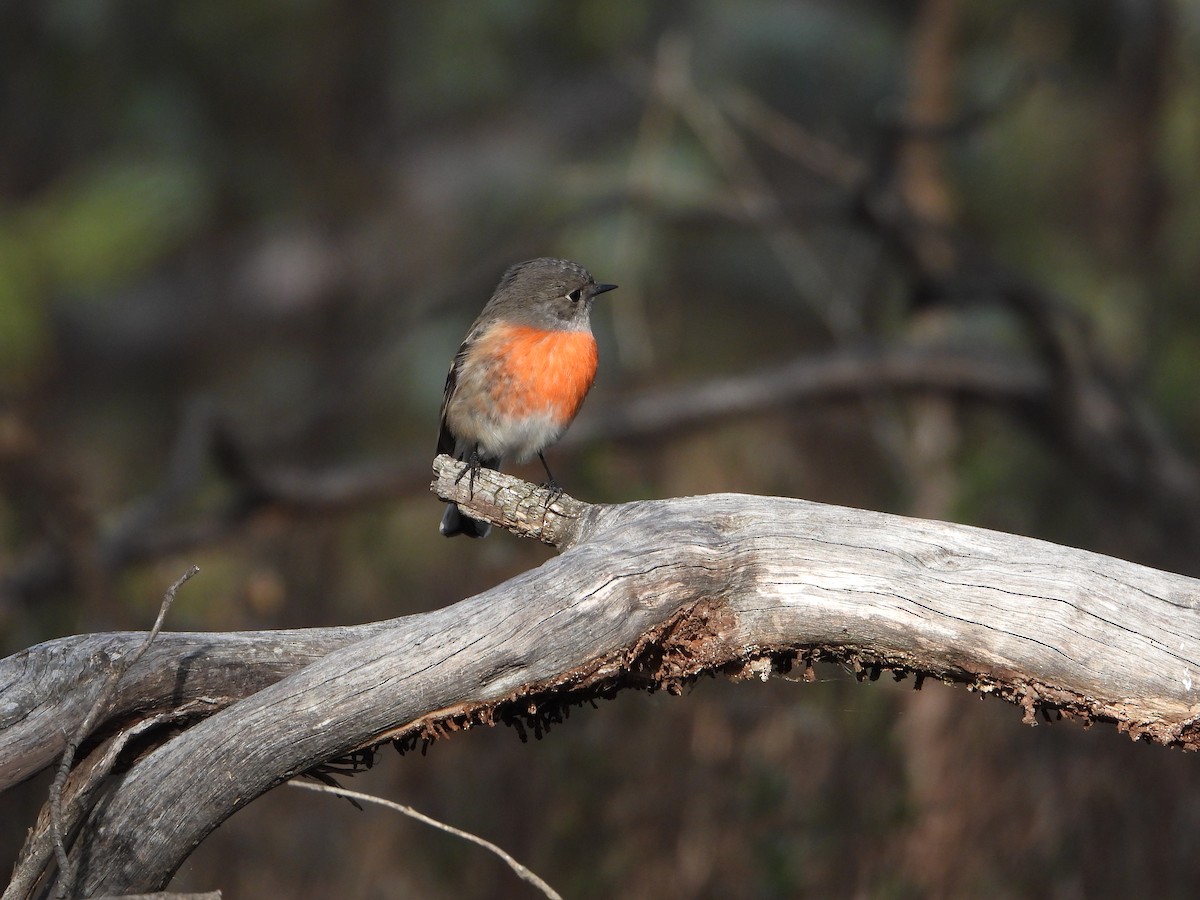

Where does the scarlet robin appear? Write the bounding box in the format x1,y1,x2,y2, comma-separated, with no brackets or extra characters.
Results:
437,258,617,538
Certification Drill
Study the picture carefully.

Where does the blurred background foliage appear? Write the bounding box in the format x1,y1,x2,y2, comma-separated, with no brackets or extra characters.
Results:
4,0,1200,897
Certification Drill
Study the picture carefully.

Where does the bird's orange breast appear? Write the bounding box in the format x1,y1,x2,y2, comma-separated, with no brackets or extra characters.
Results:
480,324,598,423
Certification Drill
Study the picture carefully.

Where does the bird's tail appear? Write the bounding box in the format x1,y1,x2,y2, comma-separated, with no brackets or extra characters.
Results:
440,502,492,539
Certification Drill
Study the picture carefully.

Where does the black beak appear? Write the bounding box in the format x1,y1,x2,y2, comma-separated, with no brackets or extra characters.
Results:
593,283,618,296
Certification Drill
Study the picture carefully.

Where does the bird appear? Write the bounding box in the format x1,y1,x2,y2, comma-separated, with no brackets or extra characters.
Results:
437,257,617,538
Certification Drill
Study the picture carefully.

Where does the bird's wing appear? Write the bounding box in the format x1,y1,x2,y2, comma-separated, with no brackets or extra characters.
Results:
436,336,473,457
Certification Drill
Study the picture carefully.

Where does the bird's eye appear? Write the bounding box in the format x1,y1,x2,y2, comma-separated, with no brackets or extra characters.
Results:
567,288,582,302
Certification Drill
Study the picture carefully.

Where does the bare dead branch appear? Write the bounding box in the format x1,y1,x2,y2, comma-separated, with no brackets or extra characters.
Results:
0,622,397,794
1,463,1192,895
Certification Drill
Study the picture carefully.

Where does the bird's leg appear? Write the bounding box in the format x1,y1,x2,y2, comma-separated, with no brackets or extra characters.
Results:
453,447,482,497
537,451,563,502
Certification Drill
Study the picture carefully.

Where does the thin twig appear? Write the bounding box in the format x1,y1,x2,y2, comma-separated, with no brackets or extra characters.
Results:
6,705,216,900
289,780,563,900
50,565,201,898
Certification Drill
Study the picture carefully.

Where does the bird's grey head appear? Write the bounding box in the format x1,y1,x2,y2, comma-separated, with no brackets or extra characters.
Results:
491,258,617,330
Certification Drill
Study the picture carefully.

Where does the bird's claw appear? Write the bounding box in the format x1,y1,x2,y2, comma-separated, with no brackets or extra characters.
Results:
453,455,480,497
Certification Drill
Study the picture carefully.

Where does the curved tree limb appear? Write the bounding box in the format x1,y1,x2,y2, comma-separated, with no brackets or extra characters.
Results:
4,456,1199,896
0,623,393,794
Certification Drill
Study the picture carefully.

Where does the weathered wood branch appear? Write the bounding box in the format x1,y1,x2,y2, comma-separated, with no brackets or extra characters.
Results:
4,455,1200,897
0,623,394,793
